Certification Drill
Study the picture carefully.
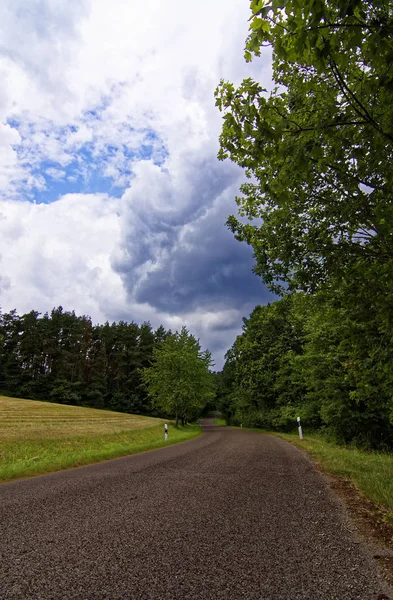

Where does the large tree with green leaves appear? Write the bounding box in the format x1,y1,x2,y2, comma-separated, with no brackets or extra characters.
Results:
220,287,393,447
215,0,393,292
142,327,214,426
215,0,393,447
219,296,307,429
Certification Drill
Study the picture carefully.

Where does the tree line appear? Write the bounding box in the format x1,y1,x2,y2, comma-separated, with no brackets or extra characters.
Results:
215,0,393,449
217,290,393,448
0,306,214,422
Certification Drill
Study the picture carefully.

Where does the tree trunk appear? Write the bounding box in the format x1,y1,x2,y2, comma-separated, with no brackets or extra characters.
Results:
175,412,179,427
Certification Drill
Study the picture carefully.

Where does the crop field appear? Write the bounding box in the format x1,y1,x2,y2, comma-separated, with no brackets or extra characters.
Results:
0,396,201,482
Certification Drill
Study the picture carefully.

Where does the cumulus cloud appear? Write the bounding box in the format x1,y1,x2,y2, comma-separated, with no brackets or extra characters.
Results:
113,152,272,313
0,0,274,367
0,123,23,192
0,194,124,319
45,167,66,180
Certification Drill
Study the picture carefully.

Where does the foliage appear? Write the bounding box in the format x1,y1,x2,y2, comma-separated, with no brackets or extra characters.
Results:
218,291,393,448
214,0,393,449
49,382,82,406
0,307,210,422
302,268,393,446
217,296,307,430
215,0,393,293
142,327,214,425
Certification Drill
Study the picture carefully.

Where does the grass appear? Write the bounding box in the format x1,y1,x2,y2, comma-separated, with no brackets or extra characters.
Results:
0,396,201,483
213,417,226,426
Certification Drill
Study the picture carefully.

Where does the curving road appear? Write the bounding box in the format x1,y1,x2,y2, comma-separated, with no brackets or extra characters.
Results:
0,421,390,599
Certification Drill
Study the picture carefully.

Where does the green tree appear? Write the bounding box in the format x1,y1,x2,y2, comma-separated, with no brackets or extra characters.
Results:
215,0,393,293
0,306,173,417
222,286,393,447
222,296,306,429
295,274,393,447
214,0,393,447
0,309,23,395
142,327,214,425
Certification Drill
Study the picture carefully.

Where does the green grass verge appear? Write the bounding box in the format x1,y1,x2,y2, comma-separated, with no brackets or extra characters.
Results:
213,417,226,426
0,396,201,483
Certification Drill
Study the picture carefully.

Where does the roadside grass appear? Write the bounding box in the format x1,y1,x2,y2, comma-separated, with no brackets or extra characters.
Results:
0,396,201,483
213,417,226,426
272,431,393,520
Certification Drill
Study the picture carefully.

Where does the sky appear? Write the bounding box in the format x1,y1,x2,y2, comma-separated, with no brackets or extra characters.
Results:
0,0,274,369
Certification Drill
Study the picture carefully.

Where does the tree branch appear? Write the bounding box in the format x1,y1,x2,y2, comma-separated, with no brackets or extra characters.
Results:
329,57,393,144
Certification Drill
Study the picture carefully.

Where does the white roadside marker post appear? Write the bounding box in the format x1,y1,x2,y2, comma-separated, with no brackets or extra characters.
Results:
164,424,168,442
297,416,303,440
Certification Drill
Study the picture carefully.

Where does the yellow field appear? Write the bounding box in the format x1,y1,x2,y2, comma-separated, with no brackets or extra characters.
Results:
1,396,166,440
0,396,201,482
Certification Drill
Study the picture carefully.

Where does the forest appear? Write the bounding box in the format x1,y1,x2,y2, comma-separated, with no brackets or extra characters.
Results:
214,0,393,449
0,307,214,424
216,290,393,448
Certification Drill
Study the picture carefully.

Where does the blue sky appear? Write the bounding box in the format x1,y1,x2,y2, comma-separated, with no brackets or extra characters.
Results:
0,0,274,367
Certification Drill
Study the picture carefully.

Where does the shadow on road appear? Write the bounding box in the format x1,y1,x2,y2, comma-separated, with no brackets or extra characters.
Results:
199,417,223,432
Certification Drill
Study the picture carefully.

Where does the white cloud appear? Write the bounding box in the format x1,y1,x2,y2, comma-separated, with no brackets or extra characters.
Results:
0,123,23,193
0,194,124,321
0,0,274,365
0,0,272,198
45,167,66,180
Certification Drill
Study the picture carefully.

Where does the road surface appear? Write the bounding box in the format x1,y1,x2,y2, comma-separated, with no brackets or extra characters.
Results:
0,421,390,599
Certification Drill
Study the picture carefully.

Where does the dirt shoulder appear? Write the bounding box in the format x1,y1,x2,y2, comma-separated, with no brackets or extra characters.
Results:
272,433,393,594
329,475,393,593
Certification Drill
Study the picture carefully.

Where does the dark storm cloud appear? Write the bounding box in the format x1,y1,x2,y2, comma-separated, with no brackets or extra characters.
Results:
114,150,275,318
135,204,272,314
113,147,275,366
113,151,241,278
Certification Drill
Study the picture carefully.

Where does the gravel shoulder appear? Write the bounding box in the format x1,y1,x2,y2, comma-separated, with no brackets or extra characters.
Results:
0,420,391,600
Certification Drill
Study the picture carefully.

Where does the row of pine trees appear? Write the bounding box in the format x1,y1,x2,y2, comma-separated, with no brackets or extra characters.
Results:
0,306,170,416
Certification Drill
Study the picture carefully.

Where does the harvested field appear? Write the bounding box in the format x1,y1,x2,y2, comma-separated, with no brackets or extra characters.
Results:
0,396,200,481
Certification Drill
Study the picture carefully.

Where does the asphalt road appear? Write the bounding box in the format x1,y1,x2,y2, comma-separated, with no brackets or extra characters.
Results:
0,421,390,600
